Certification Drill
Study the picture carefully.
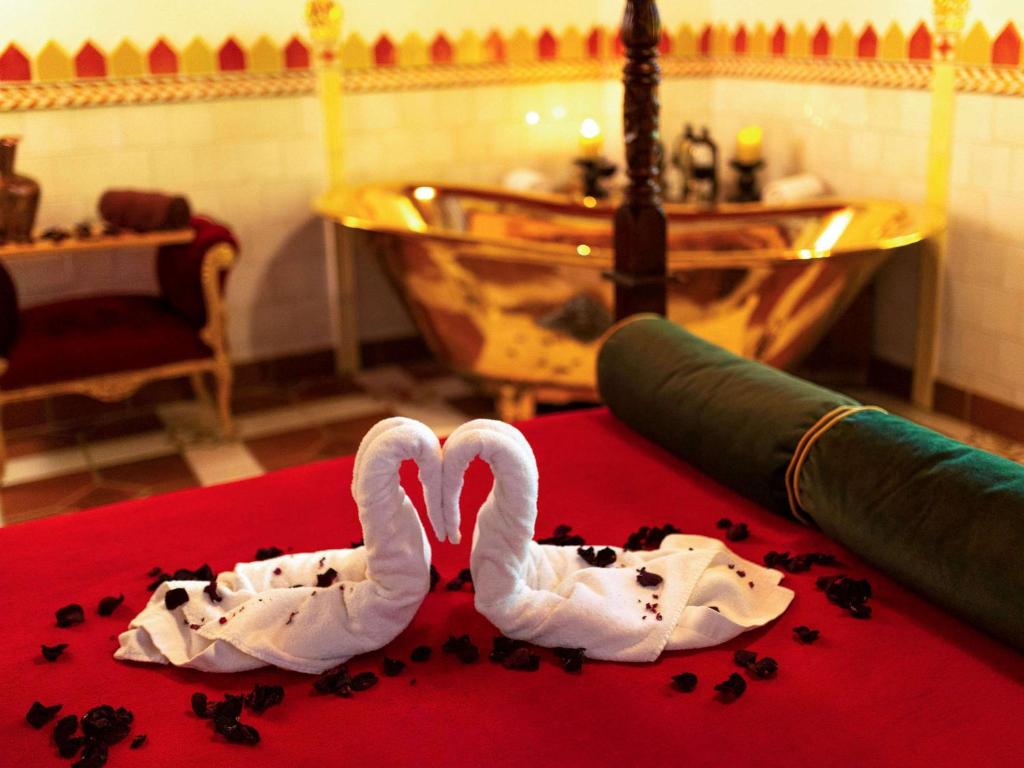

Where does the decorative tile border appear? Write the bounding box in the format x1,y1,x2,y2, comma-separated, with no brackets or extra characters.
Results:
1,20,1022,111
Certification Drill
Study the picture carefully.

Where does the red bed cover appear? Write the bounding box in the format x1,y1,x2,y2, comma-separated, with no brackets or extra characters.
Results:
2,410,1021,767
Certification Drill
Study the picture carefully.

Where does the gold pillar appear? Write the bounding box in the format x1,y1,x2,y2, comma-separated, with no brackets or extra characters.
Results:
307,1,360,373
912,0,968,409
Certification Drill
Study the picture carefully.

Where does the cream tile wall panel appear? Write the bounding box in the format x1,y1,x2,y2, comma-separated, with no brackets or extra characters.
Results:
992,97,1024,147
954,94,994,143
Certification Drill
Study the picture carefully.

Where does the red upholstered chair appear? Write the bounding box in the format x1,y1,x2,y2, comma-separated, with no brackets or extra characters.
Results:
0,217,239,467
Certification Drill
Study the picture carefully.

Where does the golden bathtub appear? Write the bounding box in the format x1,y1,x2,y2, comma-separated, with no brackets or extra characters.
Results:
318,185,936,420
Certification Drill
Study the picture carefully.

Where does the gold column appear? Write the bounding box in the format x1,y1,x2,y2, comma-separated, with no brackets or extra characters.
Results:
307,1,360,373
912,0,968,409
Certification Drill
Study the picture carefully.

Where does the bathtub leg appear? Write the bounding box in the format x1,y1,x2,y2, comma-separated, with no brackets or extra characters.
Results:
496,385,537,423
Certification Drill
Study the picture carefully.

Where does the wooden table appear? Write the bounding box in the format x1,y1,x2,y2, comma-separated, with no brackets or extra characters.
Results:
0,228,194,263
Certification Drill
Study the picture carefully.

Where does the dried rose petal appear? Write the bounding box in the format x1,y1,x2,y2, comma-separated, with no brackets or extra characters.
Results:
489,636,525,663
442,634,479,664
350,672,378,691
146,566,162,578
501,647,540,671
26,701,62,729
538,524,585,546
752,657,778,679
96,594,124,617
733,649,758,669
725,522,749,542
635,567,663,587
313,665,352,696
716,518,732,529
130,734,147,749
74,738,108,767
553,647,586,673
255,547,284,561
203,581,223,603
146,573,171,591
714,672,747,700
54,713,78,744
577,546,617,568
429,565,441,592
671,672,698,692
55,604,85,628
410,645,432,662
191,693,212,719
214,717,260,745
164,588,189,611
244,684,284,713
382,657,406,676
315,568,338,588
81,704,133,745
793,625,820,644
623,523,681,551
41,643,68,661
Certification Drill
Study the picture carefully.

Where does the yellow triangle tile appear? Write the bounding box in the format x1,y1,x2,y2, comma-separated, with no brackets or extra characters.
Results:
713,24,731,56
674,24,696,57
960,21,991,65
750,22,769,57
560,25,585,60
249,35,281,72
181,37,215,74
397,32,428,67
109,38,144,78
36,40,73,82
455,30,483,64
790,22,810,58
880,22,906,61
507,27,534,63
833,22,855,59
342,33,371,69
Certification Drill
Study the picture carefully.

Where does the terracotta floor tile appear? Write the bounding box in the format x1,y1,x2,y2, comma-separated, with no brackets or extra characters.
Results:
319,412,394,458
447,394,497,418
2,399,49,430
80,412,166,443
291,375,362,403
98,454,199,492
246,427,324,472
72,485,139,510
1,471,94,524
5,429,81,459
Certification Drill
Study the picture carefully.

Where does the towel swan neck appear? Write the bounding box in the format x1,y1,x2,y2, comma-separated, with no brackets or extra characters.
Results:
442,419,539,605
352,418,447,594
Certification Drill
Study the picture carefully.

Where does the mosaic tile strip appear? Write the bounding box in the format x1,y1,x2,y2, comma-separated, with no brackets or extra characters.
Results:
1,20,1022,111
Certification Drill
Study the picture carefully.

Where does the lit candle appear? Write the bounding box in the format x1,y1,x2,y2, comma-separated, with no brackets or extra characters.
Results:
579,118,603,159
735,125,763,165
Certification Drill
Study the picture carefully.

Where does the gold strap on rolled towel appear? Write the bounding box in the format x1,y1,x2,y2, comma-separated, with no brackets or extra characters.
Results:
785,405,887,525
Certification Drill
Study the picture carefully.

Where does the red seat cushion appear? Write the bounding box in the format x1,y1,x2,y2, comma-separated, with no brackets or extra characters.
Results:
1,294,211,389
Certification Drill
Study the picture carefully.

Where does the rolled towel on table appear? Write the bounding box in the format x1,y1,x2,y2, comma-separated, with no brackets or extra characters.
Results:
442,419,793,662
115,417,449,674
98,189,192,232
597,315,1024,650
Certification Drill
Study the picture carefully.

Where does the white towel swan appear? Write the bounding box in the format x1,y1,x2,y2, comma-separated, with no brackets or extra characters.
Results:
115,416,450,674
441,419,795,662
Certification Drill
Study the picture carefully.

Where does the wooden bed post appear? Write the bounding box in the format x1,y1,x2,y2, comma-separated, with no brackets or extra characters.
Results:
612,0,667,320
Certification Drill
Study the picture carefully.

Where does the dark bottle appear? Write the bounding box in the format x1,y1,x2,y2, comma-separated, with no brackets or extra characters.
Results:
0,136,40,243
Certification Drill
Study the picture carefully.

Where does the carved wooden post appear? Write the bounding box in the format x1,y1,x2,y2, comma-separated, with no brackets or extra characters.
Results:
612,0,667,320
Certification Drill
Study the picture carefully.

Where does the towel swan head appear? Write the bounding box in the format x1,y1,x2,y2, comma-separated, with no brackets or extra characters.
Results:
441,419,539,604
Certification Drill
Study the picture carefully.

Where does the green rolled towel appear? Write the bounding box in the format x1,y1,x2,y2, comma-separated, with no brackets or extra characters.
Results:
596,315,855,518
597,315,1024,649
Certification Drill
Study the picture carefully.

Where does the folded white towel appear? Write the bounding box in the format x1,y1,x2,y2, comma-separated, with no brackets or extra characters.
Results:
115,417,448,674
442,419,794,662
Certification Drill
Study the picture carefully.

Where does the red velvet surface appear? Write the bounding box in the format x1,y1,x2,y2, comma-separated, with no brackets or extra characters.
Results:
0,294,210,388
157,216,237,329
2,410,1022,767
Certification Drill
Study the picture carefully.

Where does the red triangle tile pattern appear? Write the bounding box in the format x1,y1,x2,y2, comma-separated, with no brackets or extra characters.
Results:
0,43,32,81
284,36,310,69
2,19,1024,106
74,41,106,78
858,26,879,59
993,23,1021,67
431,34,453,64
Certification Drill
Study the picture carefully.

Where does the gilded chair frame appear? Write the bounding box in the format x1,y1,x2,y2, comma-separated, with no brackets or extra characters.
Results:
0,242,237,473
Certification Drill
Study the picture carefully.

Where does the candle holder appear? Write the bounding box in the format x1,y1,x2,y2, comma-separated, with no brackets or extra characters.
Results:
729,159,764,203
575,157,617,200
